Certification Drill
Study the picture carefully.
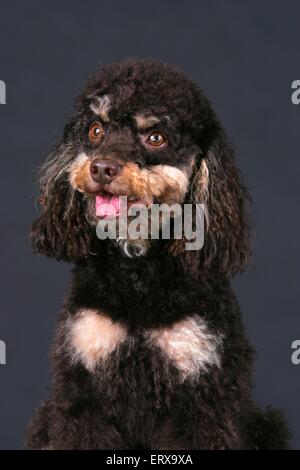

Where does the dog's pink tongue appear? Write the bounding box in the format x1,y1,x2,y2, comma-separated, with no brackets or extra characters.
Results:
95,195,120,218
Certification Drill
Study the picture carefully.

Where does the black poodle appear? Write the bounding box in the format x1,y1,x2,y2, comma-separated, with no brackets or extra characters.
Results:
26,59,290,449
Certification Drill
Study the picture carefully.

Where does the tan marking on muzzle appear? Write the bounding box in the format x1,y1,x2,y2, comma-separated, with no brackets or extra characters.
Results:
109,163,189,204
69,309,127,371
69,154,189,204
69,153,92,192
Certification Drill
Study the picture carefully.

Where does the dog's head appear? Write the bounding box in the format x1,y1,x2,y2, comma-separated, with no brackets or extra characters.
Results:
32,59,250,276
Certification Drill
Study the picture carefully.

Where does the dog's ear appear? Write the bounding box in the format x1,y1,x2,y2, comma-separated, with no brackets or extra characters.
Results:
31,143,95,261
197,127,251,275
170,125,251,277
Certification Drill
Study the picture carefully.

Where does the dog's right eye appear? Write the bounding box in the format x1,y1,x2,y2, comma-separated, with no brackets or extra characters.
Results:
88,122,105,144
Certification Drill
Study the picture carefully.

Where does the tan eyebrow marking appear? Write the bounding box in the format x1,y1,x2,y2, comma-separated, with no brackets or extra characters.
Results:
134,113,161,129
90,94,111,122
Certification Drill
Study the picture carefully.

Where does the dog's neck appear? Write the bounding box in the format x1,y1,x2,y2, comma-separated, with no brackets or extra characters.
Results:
68,241,230,329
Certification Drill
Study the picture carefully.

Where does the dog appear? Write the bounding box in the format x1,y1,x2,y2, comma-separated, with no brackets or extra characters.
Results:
26,59,290,449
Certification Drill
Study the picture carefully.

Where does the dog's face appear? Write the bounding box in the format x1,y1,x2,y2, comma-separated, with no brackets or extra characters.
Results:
68,101,199,257
32,60,250,275
69,95,196,221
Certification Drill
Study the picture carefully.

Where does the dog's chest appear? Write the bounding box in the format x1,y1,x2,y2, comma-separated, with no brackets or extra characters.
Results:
67,309,222,381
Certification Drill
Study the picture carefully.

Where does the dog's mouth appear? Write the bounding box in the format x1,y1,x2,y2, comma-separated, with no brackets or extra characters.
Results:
95,192,151,219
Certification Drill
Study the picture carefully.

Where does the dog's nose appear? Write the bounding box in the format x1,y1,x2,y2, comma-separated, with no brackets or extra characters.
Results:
90,158,121,184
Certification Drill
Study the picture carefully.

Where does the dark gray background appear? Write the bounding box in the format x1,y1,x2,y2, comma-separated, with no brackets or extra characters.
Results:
0,0,299,449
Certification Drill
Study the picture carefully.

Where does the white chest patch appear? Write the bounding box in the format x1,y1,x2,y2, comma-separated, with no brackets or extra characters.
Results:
147,316,222,380
69,309,127,371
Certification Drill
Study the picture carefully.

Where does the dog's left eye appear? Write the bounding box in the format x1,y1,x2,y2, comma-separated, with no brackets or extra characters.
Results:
88,122,105,143
146,131,167,147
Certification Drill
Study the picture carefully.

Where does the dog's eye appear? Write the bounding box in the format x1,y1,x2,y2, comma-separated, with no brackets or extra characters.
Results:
88,122,105,143
146,132,167,148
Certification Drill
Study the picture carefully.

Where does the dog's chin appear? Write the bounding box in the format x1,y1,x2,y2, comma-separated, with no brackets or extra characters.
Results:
84,192,183,259
114,238,151,258
84,194,152,258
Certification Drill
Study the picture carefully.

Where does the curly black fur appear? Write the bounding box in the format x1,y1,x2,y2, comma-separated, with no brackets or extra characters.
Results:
26,59,290,449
